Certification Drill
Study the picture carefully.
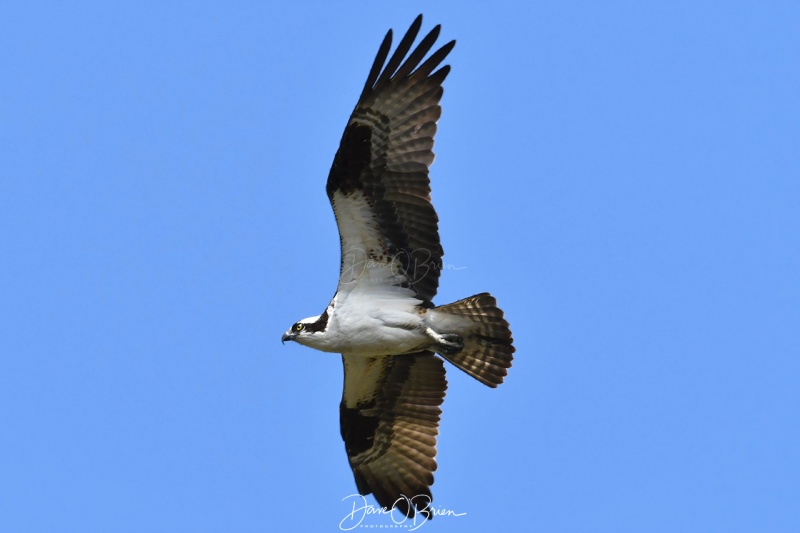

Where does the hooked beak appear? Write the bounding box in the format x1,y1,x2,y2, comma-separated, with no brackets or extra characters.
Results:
281,332,296,344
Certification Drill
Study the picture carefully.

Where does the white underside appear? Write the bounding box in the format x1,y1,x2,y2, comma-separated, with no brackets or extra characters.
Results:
311,277,432,356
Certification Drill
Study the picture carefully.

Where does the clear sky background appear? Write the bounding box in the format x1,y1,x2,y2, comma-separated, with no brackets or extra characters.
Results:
2,1,799,531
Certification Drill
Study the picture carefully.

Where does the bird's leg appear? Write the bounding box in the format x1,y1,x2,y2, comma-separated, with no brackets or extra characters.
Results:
425,327,464,356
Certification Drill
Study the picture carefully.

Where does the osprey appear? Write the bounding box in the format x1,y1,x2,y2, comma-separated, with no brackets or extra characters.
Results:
281,15,515,520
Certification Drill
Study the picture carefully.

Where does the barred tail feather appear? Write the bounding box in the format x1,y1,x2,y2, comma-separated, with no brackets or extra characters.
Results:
431,293,515,387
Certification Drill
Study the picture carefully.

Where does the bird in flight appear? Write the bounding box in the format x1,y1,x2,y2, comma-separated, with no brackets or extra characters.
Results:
281,15,515,520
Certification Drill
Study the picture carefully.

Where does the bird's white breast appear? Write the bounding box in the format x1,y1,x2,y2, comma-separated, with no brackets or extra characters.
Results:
324,279,430,356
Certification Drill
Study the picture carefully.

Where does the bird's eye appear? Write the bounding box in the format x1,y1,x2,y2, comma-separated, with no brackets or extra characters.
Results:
294,323,304,332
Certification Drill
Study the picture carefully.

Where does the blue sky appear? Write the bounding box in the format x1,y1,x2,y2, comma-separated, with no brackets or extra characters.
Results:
2,1,799,531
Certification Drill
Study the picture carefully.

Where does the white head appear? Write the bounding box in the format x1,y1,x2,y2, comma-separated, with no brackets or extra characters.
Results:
281,311,329,349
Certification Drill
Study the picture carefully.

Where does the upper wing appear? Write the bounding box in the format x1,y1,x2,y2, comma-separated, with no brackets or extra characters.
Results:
340,352,447,520
327,15,455,305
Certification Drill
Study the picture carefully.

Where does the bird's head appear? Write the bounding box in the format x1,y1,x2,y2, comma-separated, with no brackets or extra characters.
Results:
281,312,328,348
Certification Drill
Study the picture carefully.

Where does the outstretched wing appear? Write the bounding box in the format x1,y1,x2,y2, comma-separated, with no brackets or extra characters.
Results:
326,15,455,306
340,353,447,520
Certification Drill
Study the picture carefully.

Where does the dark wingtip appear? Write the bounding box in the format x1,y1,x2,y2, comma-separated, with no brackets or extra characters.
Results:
408,14,423,40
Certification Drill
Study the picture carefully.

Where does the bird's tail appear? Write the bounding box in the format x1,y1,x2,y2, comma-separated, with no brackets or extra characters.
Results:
430,293,515,387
